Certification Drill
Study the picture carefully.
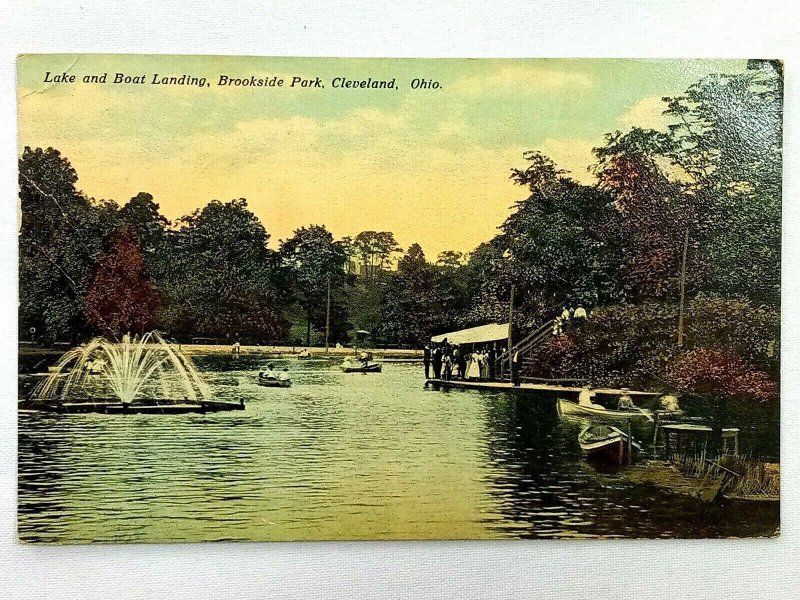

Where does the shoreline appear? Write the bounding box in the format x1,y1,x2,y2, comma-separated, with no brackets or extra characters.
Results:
19,343,423,360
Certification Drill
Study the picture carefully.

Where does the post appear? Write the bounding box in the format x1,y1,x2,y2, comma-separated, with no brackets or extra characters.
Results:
626,418,633,465
505,284,515,382
507,284,515,353
677,227,689,347
653,413,660,460
325,273,331,354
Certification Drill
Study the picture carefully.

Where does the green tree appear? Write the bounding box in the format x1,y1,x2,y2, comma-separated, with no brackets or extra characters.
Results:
280,225,348,345
19,147,119,343
436,250,465,268
163,198,288,342
352,231,401,279
482,151,622,325
379,244,468,345
662,63,782,306
119,192,169,279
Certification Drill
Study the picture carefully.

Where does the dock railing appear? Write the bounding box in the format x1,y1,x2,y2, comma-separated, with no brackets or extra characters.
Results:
497,318,556,381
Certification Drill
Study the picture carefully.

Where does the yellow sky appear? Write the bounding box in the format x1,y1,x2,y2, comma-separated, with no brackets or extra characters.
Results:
17,55,746,257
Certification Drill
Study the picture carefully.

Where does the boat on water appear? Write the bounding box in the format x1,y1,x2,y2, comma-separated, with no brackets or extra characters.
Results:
340,360,382,373
296,349,313,360
558,398,655,422
257,365,291,387
578,424,641,464
257,375,292,388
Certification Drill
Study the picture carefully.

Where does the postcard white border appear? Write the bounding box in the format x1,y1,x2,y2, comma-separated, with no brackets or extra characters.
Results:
0,1,798,598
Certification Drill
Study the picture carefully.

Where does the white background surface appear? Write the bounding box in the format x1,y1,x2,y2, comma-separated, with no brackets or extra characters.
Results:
0,1,798,598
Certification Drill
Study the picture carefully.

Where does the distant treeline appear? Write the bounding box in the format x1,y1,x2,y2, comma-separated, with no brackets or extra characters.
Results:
19,61,781,401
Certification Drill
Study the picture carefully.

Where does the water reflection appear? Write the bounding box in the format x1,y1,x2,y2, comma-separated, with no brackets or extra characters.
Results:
18,357,777,543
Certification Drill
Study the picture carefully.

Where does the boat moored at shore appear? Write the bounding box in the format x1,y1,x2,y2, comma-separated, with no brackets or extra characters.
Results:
579,424,642,465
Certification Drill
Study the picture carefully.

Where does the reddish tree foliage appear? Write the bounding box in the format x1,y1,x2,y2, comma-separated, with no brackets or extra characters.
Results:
597,153,703,300
670,347,778,402
83,226,159,340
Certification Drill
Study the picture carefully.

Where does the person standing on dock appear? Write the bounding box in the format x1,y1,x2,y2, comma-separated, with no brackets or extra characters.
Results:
511,349,521,386
423,343,431,379
443,352,453,381
432,345,442,379
466,351,481,380
457,346,467,380
488,344,497,381
480,347,490,380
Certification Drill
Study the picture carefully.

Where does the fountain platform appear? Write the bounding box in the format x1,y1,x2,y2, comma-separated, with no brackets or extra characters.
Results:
19,397,244,414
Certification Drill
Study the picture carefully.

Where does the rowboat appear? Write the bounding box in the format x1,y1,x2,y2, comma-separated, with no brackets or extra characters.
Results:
558,398,655,422
340,361,382,373
257,375,291,388
578,424,641,464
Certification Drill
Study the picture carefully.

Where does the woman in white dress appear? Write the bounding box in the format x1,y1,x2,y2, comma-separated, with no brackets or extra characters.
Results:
466,350,481,380
480,348,490,380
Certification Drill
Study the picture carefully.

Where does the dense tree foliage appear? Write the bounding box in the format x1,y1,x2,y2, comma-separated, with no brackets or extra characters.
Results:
83,226,159,339
526,297,778,401
377,244,470,345
279,225,349,345
160,199,289,342
350,231,401,279
19,147,119,344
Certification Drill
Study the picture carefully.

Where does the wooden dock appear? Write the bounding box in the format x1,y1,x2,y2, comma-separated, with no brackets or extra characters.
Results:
424,379,658,399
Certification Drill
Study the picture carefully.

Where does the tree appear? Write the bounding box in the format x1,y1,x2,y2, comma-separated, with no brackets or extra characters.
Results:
340,235,359,274
399,243,427,272
661,64,782,307
593,129,709,302
280,225,348,345
476,151,622,326
162,199,289,342
119,192,169,278
378,244,469,345
462,241,515,325
523,297,778,398
19,147,120,343
83,226,159,340
352,231,401,279
436,250,464,268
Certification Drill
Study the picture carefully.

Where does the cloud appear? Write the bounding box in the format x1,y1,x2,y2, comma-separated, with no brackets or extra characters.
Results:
452,65,593,96
15,64,602,257
18,90,527,256
616,95,670,131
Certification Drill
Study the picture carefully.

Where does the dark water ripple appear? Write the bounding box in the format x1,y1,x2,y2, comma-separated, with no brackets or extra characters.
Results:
18,357,778,543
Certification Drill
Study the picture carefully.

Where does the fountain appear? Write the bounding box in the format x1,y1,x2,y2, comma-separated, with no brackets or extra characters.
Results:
21,331,244,414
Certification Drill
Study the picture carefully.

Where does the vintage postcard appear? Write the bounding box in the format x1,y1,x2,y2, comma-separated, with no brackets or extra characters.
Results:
17,55,781,542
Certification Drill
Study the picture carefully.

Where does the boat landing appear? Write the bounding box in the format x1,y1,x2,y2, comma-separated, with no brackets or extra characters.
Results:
424,378,658,399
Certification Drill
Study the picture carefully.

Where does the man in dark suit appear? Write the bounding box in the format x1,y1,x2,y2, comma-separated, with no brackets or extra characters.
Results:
488,344,497,381
423,344,431,379
432,345,443,379
511,349,521,387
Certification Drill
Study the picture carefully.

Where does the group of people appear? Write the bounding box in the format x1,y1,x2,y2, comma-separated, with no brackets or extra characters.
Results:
552,306,588,336
423,342,502,382
259,363,290,381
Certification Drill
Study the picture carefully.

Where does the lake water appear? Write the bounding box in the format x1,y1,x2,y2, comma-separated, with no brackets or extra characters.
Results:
18,355,778,543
